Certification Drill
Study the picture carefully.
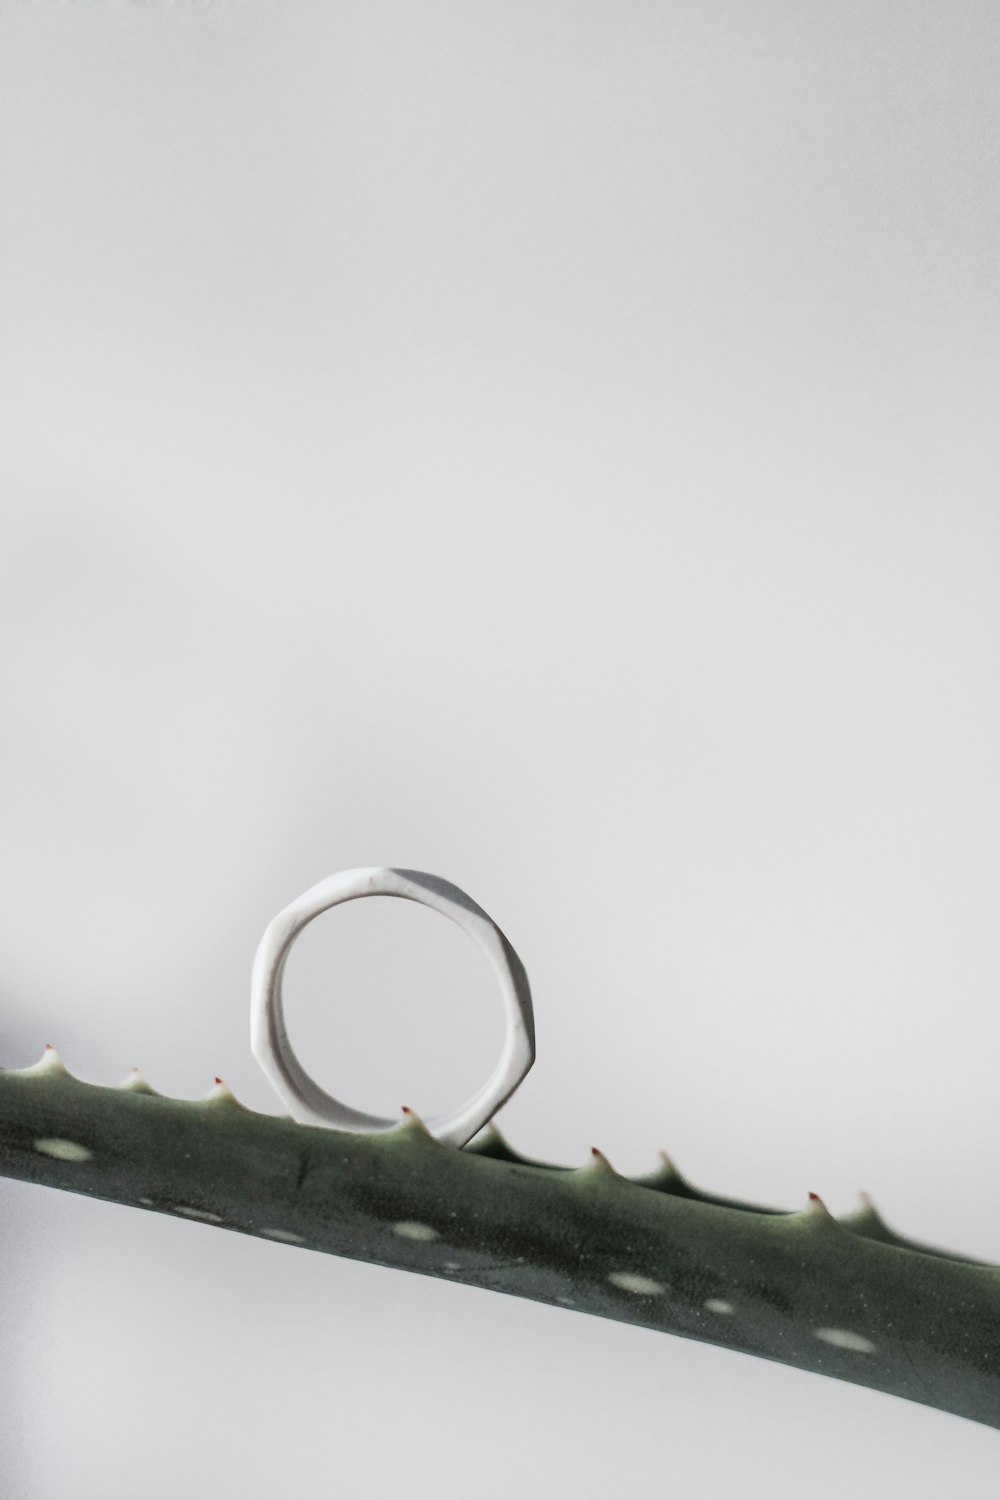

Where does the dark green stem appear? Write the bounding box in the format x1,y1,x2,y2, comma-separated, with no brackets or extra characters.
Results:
1,1054,998,1430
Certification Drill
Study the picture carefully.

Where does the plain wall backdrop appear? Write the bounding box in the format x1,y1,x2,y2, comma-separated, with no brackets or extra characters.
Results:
1,3,999,1495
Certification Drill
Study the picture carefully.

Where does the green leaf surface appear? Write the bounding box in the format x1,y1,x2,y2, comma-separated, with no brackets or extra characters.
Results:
2,1052,998,1430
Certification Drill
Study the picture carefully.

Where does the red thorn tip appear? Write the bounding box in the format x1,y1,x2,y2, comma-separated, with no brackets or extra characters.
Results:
401,1106,413,1115
44,1043,54,1052
808,1192,821,1202
214,1077,223,1086
591,1147,602,1157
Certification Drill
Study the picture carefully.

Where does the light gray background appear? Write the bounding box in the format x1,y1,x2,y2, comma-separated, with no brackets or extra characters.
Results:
1,3,999,1494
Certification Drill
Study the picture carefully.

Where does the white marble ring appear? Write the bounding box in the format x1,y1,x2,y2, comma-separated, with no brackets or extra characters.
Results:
250,867,535,1147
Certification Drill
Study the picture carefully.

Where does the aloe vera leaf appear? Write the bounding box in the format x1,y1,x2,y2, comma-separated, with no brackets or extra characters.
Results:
1,1052,997,1430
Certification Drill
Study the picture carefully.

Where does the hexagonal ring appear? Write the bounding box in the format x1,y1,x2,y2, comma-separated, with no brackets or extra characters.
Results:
250,867,535,1147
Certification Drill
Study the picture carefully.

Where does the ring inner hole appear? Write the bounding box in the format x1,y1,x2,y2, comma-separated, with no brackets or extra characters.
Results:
281,894,505,1121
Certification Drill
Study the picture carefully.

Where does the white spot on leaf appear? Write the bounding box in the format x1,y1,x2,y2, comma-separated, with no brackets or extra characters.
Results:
175,1205,224,1223
814,1326,876,1353
260,1228,304,1244
608,1271,665,1296
704,1298,735,1314
34,1138,92,1162
392,1221,440,1241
